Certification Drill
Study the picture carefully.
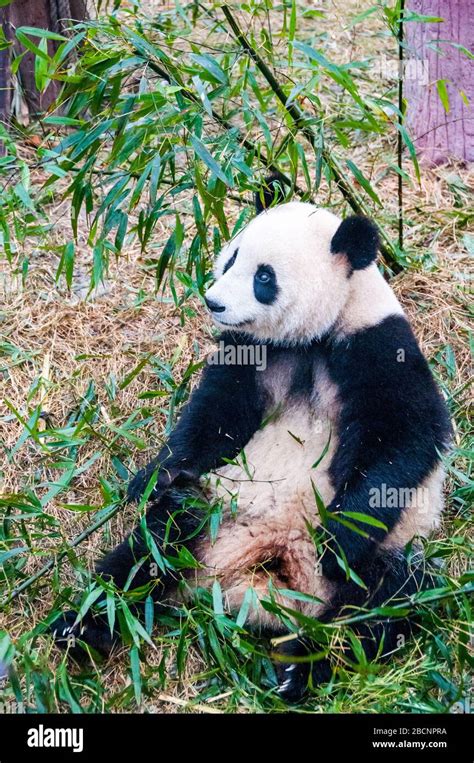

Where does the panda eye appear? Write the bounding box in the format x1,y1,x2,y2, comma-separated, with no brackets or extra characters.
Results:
253,265,278,305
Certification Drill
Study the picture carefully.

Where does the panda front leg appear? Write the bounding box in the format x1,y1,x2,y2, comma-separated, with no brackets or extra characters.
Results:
51,485,205,659
127,333,266,504
52,344,265,658
275,548,428,702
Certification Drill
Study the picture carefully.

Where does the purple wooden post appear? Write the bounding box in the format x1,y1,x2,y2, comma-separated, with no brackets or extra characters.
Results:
405,0,474,165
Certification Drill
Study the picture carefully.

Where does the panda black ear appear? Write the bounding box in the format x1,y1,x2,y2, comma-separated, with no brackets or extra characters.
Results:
255,172,288,214
330,215,380,270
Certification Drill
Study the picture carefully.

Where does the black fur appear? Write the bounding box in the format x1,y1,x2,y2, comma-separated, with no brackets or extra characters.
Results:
255,171,288,214
331,215,380,270
223,248,238,274
51,485,207,658
51,609,117,661
321,314,451,579
275,548,431,702
288,345,317,398
51,332,267,657
95,486,205,593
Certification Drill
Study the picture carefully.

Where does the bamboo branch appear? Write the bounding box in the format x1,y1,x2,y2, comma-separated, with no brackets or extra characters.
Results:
0,501,124,607
270,580,474,648
128,52,300,198
222,4,402,274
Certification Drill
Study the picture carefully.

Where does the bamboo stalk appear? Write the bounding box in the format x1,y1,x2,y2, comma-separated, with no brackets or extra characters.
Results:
270,580,474,648
222,4,402,274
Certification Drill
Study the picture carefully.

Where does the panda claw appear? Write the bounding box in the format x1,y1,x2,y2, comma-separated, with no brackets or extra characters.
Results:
276,670,308,702
275,657,308,702
50,609,116,661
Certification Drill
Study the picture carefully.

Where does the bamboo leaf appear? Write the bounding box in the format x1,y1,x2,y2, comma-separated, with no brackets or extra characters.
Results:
190,53,228,85
346,160,382,206
341,511,388,531
436,79,450,113
190,135,232,187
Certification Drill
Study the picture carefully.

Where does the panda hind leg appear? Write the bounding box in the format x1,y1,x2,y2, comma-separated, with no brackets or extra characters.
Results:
50,483,206,660
275,548,431,703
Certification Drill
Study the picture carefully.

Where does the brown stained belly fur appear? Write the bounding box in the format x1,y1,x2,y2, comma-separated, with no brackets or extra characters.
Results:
189,403,339,629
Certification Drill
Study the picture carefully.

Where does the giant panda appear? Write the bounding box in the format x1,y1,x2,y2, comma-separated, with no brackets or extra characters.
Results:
52,182,452,701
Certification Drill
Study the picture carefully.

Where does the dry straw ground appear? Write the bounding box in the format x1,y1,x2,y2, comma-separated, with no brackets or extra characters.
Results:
0,0,472,713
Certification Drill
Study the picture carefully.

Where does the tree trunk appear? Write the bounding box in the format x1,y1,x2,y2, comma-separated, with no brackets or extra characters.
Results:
404,0,474,165
0,0,87,124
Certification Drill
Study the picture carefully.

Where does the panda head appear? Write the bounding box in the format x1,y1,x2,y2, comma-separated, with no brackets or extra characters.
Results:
204,199,380,344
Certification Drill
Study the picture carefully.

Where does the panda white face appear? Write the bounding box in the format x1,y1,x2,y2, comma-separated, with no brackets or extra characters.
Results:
204,202,351,344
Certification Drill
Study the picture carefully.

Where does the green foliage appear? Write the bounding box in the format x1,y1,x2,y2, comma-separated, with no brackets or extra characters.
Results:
0,0,425,284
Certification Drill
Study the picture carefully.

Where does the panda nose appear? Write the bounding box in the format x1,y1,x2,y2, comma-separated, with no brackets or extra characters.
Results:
204,296,226,313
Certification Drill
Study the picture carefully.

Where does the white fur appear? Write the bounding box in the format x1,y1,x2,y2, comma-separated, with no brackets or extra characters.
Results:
335,263,404,337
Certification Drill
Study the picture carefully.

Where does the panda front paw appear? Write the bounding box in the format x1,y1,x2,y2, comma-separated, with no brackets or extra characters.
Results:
127,463,161,503
276,661,311,703
127,462,198,504
50,610,117,661
274,640,332,703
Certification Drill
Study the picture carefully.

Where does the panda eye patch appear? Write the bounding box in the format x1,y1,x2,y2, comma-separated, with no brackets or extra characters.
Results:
254,264,278,305
223,248,238,274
